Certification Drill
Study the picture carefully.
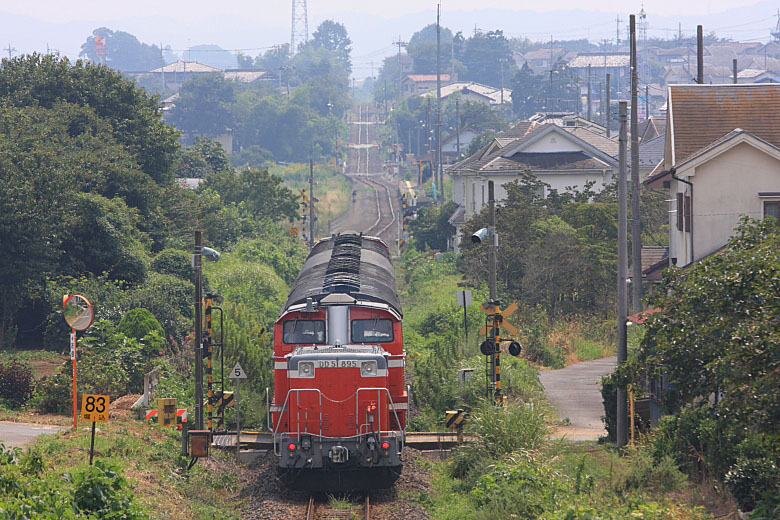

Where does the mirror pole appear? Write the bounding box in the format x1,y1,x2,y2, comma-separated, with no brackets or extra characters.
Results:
71,328,78,429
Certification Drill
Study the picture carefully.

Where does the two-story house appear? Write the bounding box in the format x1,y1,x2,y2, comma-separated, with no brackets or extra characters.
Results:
447,122,619,251
644,84,780,267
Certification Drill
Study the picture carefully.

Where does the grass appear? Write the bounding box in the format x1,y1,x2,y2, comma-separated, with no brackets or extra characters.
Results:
8,414,243,519
0,348,68,378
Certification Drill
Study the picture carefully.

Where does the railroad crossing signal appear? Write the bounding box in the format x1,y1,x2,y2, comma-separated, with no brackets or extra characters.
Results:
480,301,519,336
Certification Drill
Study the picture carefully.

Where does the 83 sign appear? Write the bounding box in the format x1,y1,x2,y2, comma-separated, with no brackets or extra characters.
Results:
81,394,110,422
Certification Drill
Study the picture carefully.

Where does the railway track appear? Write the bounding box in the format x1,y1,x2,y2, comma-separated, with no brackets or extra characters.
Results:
304,494,370,520
335,106,400,249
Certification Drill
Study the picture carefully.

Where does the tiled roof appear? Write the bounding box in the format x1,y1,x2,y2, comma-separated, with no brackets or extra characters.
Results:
486,151,609,172
150,60,221,73
451,123,617,176
420,81,512,104
568,54,630,68
566,127,618,158
223,70,270,82
406,74,452,82
637,116,666,141
639,134,666,167
668,84,780,164
641,246,669,272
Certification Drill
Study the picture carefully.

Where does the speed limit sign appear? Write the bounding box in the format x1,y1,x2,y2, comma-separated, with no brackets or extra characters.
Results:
81,394,110,423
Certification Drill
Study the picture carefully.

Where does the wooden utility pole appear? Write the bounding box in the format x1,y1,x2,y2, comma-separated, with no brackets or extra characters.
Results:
436,3,443,204
605,73,611,138
733,58,738,84
394,37,407,94
617,101,628,449
645,85,649,119
630,14,643,314
309,159,315,248
697,25,704,84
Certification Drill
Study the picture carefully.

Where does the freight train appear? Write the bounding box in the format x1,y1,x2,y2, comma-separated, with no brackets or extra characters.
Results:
270,233,407,491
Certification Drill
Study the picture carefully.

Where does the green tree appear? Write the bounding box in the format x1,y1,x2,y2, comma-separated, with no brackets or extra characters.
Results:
407,24,453,74
461,30,515,87
310,20,352,73
408,201,458,251
189,137,231,172
79,27,163,71
201,168,298,222
0,53,179,185
170,73,235,134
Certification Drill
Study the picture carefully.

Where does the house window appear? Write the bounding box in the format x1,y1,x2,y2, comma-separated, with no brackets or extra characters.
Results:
764,201,780,225
676,192,691,232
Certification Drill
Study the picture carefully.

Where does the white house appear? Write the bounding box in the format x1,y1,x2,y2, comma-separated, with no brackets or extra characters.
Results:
644,84,780,267
448,122,619,251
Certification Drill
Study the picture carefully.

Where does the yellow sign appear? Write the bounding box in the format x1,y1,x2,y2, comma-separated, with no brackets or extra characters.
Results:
290,227,299,236
81,394,110,423
480,302,519,336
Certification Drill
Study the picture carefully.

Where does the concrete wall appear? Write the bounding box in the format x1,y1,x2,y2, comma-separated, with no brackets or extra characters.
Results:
670,141,780,264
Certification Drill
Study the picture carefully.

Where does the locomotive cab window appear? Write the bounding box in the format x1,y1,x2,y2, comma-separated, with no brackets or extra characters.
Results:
352,318,394,343
283,320,325,344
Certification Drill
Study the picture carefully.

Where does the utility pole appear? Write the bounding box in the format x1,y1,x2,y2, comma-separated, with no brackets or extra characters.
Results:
617,101,628,449
425,97,431,153
436,3,444,204
697,25,704,84
733,58,738,84
394,37,407,96
309,159,315,248
193,231,204,430
605,73,611,138
616,16,623,45
455,99,461,157
630,14,643,314
645,84,649,119
587,63,592,121
160,43,166,90
487,180,500,404
5,43,15,60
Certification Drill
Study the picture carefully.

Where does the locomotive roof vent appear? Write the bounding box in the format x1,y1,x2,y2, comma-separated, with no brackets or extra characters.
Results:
323,234,363,294
319,293,357,306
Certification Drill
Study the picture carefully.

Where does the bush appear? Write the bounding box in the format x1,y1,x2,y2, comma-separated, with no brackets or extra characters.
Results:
119,308,165,344
68,460,148,519
0,360,34,408
623,450,687,494
31,372,72,414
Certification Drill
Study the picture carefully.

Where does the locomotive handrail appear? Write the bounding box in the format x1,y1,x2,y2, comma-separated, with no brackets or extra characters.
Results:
272,386,406,454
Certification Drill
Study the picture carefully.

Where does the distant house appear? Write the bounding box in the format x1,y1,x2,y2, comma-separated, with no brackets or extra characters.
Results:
644,84,780,267
447,122,619,251
567,53,630,83
528,112,607,135
441,127,478,162
420,81,512,106
401,74,455,98
517,48,575,75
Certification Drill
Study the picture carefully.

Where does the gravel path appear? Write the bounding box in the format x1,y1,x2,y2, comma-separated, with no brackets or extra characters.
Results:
539,356,616,442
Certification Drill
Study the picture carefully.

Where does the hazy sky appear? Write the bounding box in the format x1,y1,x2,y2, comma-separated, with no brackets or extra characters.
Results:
2,0,776,72
2,0,764,24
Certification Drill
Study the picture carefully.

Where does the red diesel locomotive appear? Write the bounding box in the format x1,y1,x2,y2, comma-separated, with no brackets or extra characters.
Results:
270,233,407,491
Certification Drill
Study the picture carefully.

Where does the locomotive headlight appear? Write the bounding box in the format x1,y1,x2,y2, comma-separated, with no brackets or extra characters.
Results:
361,360,378,377
299,361,315,378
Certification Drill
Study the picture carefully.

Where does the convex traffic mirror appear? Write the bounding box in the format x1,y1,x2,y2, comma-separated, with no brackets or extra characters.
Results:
62,294,94,331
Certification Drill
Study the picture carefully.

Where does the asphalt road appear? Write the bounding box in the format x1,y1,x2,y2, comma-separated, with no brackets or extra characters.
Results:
0,421,68,448
539,356,616,442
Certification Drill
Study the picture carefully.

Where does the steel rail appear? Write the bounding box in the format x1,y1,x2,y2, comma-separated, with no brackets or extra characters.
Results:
305,495,315,520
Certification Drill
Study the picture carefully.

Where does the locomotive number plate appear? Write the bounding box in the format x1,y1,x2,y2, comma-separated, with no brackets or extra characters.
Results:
317,359,358,368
